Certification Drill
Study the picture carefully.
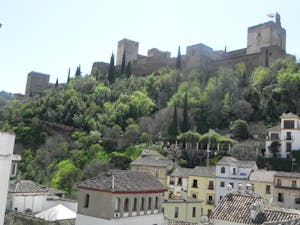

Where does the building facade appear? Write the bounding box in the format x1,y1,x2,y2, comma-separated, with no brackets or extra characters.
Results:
215,157,258,204
76,170,166,225
0,132,15,225
265,112,300,158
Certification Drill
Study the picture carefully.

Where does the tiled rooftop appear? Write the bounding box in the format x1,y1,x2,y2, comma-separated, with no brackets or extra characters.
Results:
267,125,280,131
130,150,175,168
78,170,165,193
280,112,299,118
210,192,300,224
9,180,49,193
170,167,193,178
216,156,257,168
275,171,300,179
190,166,216,178
249,170,276,183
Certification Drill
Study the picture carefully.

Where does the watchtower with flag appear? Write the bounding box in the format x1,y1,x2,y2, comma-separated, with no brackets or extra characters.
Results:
246,12,286,65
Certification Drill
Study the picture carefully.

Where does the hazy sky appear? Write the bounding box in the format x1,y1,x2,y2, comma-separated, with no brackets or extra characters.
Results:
0,0,299,94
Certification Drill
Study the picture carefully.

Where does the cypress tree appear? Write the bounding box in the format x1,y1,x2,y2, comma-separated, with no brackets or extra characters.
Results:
67,68,70,83
75,65,81,77
126,61,131,78
55,78,58,87
181,92,189,132
108,53,115,84
176,46,182,70
168,105,179,139
121,51,126,74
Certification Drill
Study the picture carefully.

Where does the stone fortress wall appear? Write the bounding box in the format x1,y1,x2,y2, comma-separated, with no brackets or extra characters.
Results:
92,13,290,79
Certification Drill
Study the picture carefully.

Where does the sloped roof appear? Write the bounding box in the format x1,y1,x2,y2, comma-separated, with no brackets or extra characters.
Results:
280,112,299,118
130,150,175,168
78,170,165,193
275,171,300,179
249,170,276,183
210,192,300,224
35,204,76,221
216,156,257,168
267,124,280,131
9,180,48,193
190,166,216,178
170,167,193,178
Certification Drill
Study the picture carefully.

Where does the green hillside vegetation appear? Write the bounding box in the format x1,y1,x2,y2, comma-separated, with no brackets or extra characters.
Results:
1,57,300,196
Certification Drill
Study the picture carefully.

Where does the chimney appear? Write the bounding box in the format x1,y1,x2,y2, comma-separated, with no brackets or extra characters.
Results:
226,184,232,193
238,183,245,194
250,201,265,221
246,183,253,195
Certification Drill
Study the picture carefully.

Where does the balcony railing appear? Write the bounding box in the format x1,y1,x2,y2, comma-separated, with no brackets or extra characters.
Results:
206,200,215,205
208,185,214,190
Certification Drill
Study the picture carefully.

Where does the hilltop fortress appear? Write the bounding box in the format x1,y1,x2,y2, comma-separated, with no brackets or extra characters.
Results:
92,13,291,78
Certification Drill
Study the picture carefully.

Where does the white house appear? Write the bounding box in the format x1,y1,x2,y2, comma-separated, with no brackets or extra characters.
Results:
167,167,191,199
265,112,300,158
7,180,49,213
215,157,257,204
0,132,15,225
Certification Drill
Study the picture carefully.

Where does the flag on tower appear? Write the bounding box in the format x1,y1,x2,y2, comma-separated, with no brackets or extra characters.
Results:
267,13,275,18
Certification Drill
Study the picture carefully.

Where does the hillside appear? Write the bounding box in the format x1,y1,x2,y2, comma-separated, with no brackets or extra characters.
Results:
1,57,300,195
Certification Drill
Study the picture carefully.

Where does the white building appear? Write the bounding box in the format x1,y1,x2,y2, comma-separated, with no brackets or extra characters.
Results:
215,157,257,204
7,180,49,213
167,167,191,198
0,132,15,225
265,112,300,158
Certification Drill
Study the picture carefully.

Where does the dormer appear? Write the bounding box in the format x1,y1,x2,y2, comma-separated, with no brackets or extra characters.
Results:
280,113,299,129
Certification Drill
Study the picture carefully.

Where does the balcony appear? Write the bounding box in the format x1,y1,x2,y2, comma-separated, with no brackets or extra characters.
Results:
208,185,214,190
206,200,215,205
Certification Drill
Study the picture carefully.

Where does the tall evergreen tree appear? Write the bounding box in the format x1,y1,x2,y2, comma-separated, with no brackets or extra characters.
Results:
121,51,126,74
55,78,58,87
176,46,182,70
126,61,132,78
181,92,189,132
75,65,81,77
108,53,115,84
67,68,70,83
168,105,179,139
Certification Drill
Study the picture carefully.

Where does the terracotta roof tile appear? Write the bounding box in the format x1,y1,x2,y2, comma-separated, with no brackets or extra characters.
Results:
9,180,48,193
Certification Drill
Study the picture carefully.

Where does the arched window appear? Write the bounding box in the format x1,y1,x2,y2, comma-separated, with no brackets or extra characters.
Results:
124,198,129,212
84,194,90,208
148,197,152,210
221,167,225,174
154,196,159,209
132,198,137,211
141,197,145,210
115,197,121,212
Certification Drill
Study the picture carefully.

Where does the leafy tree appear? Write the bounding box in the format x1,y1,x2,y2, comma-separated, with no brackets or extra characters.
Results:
121,51,126,74
230,119,250,140
108,53,115,84
176,46,182,70
268,141,281,158
126,61,132,78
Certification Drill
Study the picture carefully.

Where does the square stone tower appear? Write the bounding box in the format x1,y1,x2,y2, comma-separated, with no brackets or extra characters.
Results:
246,13,286,55
25,71,50,96
116,39,139,65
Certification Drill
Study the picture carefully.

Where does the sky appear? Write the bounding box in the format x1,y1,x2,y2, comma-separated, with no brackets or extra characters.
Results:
0,0,299,94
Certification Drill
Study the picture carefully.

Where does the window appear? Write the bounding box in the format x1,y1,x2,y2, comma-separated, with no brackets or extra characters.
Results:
221,167,225,174
124,198,129,212
233,168,236,175
155,197,159,209
141,197,145,210
286,132,292,140
207,209,212,217
295,197,300,204
292,180,297,188
286,143,292,152
200,207,203,216
220,196,223,200
148,197,152,210
177,178,182,186
229,182,234,188
132,198,137,211
115,198,121,212
192,193,197,199
208,181,214,190
284,120,294,129
220,181,225,187
192,179,198,188
169,177,175,185
174,207,179,218
271,133,279,140
192,207,196,217
266,185,271,194
84,194,90,208
278,193,284,202
277,179,282,186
